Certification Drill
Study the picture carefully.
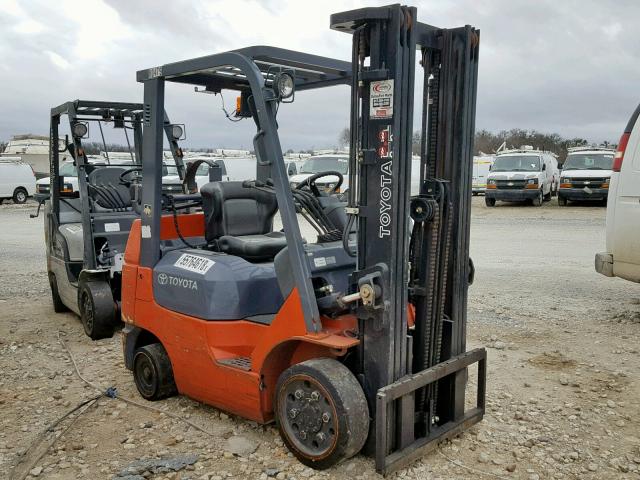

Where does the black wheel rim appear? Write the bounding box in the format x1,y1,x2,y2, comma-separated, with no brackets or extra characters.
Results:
278,375,338,460
82,291,94,332
134,353,156,397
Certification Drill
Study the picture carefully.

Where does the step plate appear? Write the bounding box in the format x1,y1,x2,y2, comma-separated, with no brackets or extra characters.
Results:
218,356,251,371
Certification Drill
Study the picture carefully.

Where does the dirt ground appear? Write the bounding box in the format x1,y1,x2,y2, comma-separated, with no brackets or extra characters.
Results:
0,197,639,480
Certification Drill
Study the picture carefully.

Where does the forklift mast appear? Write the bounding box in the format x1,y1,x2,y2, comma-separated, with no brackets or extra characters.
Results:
331,5,485,472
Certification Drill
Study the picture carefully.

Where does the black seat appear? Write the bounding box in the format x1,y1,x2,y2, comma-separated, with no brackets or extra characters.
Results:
201,181,286,261
87,166,132,211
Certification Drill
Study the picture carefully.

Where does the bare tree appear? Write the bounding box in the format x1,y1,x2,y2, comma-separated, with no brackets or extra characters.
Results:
337,127,350,148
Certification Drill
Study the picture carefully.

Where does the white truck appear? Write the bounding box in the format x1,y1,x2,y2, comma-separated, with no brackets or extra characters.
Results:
558,146,614,206
472,155,494,195
595,103,640,282
485,147,559,207
0,159,36,204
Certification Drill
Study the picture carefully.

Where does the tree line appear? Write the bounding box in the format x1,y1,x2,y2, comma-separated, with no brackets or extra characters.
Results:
338,127,614,161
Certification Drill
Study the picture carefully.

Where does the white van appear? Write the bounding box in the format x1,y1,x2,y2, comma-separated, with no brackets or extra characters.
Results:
595,103,640,282
0,159,36,204
472,155,494,195
558,147,614,206
485,147,559,207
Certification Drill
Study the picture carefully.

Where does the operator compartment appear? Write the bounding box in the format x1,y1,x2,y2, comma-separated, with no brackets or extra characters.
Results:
153,249,284,321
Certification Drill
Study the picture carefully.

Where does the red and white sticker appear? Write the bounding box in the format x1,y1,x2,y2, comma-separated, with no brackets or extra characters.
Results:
370,80,394,119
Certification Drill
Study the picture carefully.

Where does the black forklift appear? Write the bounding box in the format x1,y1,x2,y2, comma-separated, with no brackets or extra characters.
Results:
41,100,187,339
124,4,484,474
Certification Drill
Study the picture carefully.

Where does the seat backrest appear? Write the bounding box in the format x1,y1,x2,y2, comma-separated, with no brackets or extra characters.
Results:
201,181,278,243
87,166,131,209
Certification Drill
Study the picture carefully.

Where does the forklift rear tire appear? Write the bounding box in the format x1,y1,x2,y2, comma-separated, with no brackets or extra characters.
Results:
133,343,177,400
78,281,116,340
485,197,496,207
49,273,68,313
275,358,369,470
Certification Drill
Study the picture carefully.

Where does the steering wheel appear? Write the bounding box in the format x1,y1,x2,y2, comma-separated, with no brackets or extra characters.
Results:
119,166,143,187
295,171,344,196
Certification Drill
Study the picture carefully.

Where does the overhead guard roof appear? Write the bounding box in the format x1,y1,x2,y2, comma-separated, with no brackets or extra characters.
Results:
136,46,352,92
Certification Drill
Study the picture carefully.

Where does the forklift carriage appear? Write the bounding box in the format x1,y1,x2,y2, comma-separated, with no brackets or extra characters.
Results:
44,100,187,340
122,4,485,474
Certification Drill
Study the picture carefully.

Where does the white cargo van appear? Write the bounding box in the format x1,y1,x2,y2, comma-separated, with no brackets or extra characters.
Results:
472,155,494,195
485,147,559,207
0,159,36,204
558,147,614,206
595,103,640,282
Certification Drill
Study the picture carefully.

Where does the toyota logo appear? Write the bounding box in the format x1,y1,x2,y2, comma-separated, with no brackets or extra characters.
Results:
157,273,168,285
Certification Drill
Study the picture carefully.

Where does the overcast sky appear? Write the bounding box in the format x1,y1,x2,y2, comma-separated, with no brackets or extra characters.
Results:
0,0,638,150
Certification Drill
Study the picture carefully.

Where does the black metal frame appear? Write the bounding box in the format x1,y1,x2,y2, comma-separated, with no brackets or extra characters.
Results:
49,100,185,270
137,47,352,332
331,5,484,474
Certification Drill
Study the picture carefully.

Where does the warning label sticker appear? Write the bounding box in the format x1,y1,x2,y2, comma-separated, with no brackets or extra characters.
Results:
174,253,215,275
370,80,394,119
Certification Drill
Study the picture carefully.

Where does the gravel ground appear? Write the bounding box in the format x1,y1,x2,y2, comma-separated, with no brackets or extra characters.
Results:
0,197,639,480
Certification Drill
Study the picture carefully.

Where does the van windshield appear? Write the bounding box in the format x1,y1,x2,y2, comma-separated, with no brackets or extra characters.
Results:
59,163,77,177
300,156,349,174
563,153,613,170
492,155,540,172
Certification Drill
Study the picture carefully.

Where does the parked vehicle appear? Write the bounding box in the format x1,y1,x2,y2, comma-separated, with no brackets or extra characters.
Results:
485,147,559,207
472,155,494,195
288,154,350,193
558,146,614,206
0,159,36,204
595,103,640,283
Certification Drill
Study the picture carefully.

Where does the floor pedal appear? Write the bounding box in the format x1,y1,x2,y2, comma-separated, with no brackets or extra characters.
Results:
218,356,251,371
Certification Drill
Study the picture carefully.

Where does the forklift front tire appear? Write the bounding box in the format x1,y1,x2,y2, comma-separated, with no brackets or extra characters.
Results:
485,197,496,207
133,343,177,400
275,358,369,470
48,273,68,313
78,281,116,340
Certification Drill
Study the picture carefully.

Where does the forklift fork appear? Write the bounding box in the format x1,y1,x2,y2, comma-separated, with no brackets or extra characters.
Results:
376,347,486,474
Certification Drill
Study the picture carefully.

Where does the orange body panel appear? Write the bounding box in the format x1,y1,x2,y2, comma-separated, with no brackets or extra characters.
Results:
122,215,359,423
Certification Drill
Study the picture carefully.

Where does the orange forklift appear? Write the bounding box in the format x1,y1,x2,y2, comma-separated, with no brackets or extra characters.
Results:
120,4,485,474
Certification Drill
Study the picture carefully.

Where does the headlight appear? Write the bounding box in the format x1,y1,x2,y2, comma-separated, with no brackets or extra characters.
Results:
527,178,538,185
274,72,294,99
487,179,496,185
170,124,184,140
72,122,88,138
37,184,49,193
61,183,73,193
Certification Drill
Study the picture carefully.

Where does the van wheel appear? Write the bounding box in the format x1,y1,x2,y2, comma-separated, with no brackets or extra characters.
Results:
558,196,568,206
13,188,28,204
78,281,117,340
275,358,369,470
544,190,551,201
485,197,496,207
532,190,543,207
48,272,68,313
0,199,4,205
133,343,177,400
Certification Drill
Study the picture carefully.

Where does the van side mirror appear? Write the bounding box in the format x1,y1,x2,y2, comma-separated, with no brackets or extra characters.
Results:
288,163,297,176
542,163,546,171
